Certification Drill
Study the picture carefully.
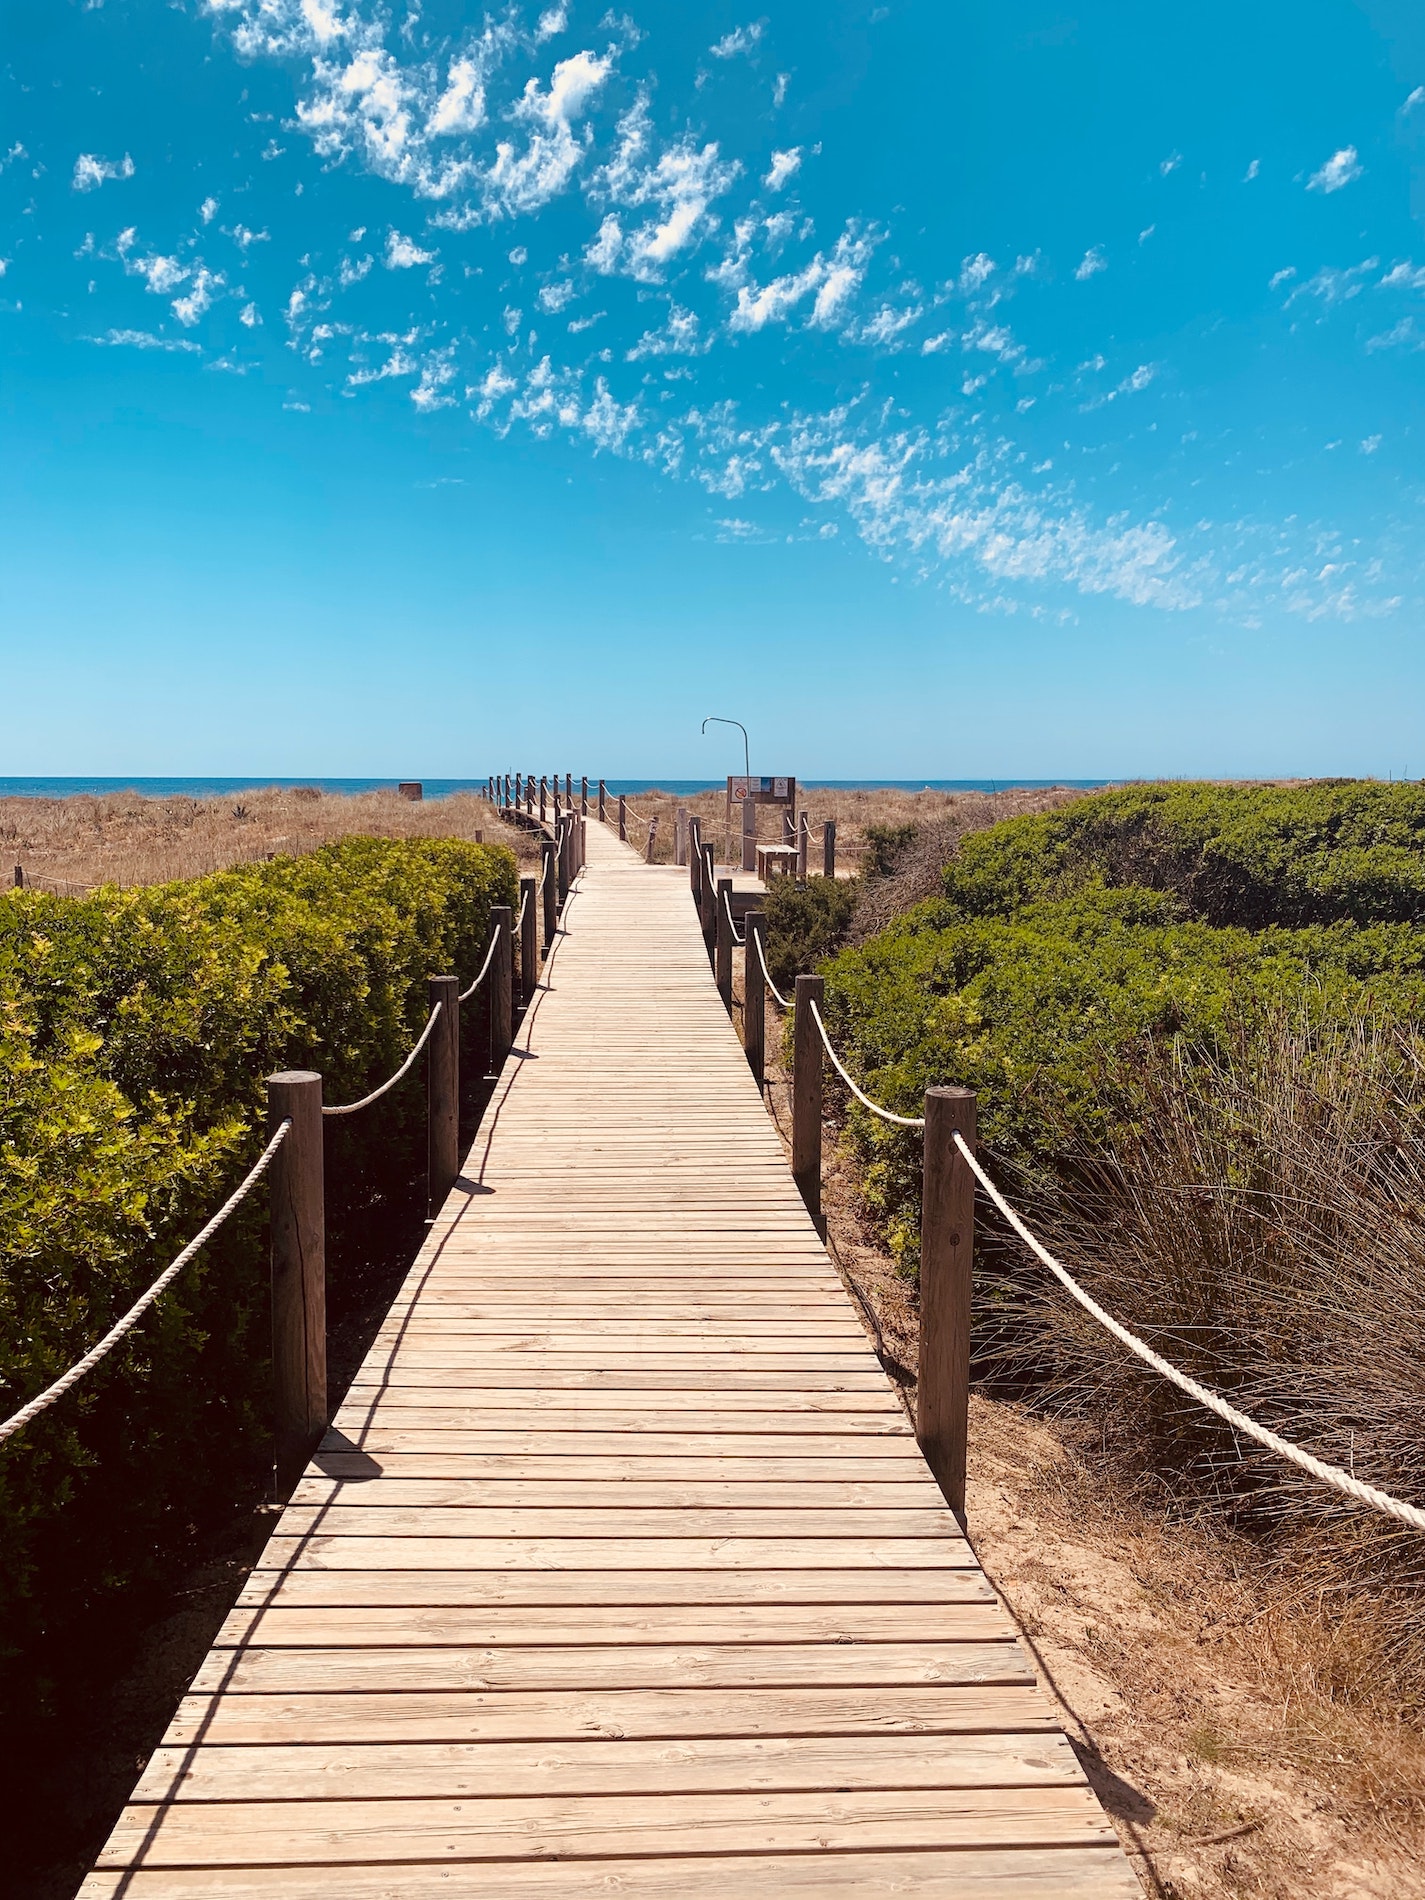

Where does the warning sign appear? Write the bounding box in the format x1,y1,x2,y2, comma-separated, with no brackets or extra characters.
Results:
727,775,796,807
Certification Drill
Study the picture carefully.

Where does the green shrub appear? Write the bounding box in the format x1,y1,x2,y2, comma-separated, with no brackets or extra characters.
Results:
763,874,859,991
862,822,918,877
0,835,517,1724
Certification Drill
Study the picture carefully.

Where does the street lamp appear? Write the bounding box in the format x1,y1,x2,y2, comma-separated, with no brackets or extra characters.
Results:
701,715,750,783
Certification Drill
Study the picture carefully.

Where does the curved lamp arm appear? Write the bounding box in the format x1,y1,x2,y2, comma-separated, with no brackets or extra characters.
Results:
701,716,751,783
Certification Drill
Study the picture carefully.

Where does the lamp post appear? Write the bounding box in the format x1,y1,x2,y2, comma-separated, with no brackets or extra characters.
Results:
702,716,752,869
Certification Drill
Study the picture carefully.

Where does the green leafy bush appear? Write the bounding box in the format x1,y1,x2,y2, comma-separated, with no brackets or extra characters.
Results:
819,784,1425,1270
0,835,516,1724
862,822,918,876
762,874,859,990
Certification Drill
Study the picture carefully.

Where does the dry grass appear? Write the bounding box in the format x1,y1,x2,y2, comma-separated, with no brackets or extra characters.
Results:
605,783,1095,872
2,787,540,891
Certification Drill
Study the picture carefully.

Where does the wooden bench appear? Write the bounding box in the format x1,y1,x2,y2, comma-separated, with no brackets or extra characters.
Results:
756,844,801,879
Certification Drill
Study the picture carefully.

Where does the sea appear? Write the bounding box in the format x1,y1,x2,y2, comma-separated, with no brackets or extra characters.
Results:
0,777,1114,799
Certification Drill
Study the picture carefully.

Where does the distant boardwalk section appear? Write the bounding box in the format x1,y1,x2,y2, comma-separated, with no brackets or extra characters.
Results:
84,821,1135,1897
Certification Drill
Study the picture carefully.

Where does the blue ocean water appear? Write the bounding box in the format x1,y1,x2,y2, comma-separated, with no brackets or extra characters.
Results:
0,776,1114,800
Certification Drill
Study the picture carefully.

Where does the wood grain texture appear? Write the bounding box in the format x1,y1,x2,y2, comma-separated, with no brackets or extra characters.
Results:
87,818,1132,1896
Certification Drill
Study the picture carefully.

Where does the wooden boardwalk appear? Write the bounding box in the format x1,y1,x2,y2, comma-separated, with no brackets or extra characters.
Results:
85,821,1137,1897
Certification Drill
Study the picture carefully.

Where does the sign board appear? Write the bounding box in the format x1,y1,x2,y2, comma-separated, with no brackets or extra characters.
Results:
727,775,796,807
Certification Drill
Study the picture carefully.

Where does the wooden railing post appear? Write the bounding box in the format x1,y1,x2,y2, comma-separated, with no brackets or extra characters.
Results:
688,818,703,905
744,910,766,1089
519,875,538,1000
515,771,523,811
267,1068,325,1497
598,779,607,822
427,975,459,1216
645,818,658,864
792,974,825,1236
490,905,513,1073
541,839,557,949
741,796,757,872
618,794,627,842
581,775,588,816
525,774,534,816
783,809,795,845
674,806,688,867
539,776,547,824
715,877,734,1009
798,814,809,880
699,842,717,943
565,773,572,805
824,820,837,879
553,779,562,822
556,819,570,906
917,1087,977,1523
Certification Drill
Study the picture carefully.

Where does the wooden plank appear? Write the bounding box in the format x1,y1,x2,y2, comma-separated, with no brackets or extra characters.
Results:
80,1848,1142,1898
289,1478,949,1509
134,1730,1087,1803
256,1535,978,1574
272,1505,965,1537
236,1569,996,1610
162,1684,1066,1747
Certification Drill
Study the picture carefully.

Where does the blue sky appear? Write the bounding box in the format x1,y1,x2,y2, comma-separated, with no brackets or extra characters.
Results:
2,0,1424,779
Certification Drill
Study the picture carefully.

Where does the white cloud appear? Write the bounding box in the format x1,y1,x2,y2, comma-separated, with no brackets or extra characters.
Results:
487,49,612,215
87,327,201,352
1401,86,1425,114
962,319,1022,362
1081,361,1157,409
1307,146,1363,194
1138,224,1155,243
764,147,801,190
430,56,488,137
1159,151,1182,175
73,152,134,191
1360,434,1382,454
1244,158,1260,181
1378,259,1425,290
957,252,997,298
1367,316,1423,351
339,252,373,285
227,223,270,249
626,304,704,358
387,230,436,267
856,303,922,346
1074,246,1107,280
709,22,763,59
1269,266,1295,289
723,225,874,333
1285,257,1379,307
585,214,624,273
773,72,788,106
239,301,262,326
173,267,223,325
538,279,575,311
536,6,567,40
200,196,219,222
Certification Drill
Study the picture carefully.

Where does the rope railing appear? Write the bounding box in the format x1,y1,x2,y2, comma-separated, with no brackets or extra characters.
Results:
808,1000,925,1129
952,1133,1425,1534
721,887,744,945
0,1121,293,1447
321,1002,443,1118
752,921,791,1009
459,930,501,1004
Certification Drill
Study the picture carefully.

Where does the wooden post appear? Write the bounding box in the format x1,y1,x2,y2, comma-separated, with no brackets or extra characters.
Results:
426,975,459,1217
520,875,537,1000
688,818,703,906
598,779,607,822
541,839,557,949
618,794,627,842
798,814,809,880
792,974,825,1236
267,1069,326,1496
917,1087,978,1523
824,820,837,879
514,772,522,811
741,796,757,873
539,776,547,824
674,806,687,867
744,909,767,1089
553,779,562,822
783,809,795,845
581,775,588,816
645,818,658,864
557,820,570,906
699,842,717,942
13,865,21,888
565,772,572,804
490,906,513,1073
715,877,734,1010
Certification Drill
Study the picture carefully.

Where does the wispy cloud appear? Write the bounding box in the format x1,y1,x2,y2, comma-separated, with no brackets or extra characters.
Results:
1074,246,1107,280
73,152,134,191
763,147,801,191
709,22,763,59
1307,146,1363,193
386,230,436,268
87,327,201,351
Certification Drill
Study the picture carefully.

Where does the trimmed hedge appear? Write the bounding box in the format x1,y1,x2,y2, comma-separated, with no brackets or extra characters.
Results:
0,835,517,1720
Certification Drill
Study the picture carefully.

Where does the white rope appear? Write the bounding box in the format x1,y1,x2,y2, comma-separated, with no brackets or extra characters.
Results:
952,1132,1425,1533
322,1002,442,1117
808,1001,926,1128
517,885,532,932
752,925,791,1009
721,886,745,944
459,931,500,1004
0,1121,292,1447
